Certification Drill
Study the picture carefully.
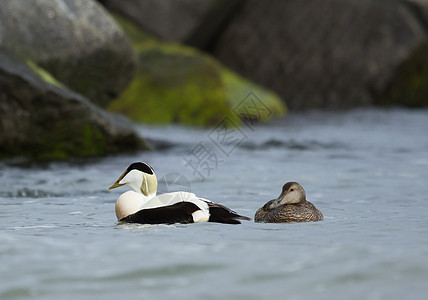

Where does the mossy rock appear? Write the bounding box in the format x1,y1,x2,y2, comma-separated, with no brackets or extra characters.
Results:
108,45,238,126
0,51,147,161
380,44,428,107
108,15,286,127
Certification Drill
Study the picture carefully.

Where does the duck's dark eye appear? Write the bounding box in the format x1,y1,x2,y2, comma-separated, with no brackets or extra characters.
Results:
289,189,294,192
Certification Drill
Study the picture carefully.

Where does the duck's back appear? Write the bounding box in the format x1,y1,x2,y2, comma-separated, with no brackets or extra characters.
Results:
255,200,323,223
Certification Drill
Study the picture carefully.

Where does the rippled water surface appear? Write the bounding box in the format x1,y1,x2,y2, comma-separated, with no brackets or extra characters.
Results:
1,109,428,299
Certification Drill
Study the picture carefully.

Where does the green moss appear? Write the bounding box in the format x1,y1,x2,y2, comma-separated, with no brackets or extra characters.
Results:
108,48,239,126
110,15,286,127
381,44,428,107
77,124,107,156
31,122,107,160
25,59,65,88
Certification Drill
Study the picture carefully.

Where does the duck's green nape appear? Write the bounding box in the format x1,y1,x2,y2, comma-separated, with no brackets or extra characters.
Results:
141,172,158,197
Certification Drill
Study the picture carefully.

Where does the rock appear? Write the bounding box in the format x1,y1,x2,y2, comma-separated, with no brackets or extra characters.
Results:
107,16,286,126
0,51,147,161
379,43,428,107
102,0,216,42
184,0,245,50
407,0,428,23
381,1,428,107
212,0,428,110
0,0,136,107
102,0,244,48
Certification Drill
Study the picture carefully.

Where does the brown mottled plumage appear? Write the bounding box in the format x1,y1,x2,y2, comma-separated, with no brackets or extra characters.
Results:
255,182,323,223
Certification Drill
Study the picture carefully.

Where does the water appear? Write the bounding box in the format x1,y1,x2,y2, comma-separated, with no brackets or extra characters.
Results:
1,108,428,299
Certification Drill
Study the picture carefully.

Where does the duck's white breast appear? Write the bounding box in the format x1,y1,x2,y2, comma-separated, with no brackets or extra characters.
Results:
115,191,146,220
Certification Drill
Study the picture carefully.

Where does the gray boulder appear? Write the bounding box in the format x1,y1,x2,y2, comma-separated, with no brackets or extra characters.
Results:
0,0,136,107
103,0,216,42
407,0,428,21
213,0,428,110
0,52,147,161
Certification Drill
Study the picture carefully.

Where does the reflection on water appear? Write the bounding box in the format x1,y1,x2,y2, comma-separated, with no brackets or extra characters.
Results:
1,108,428,299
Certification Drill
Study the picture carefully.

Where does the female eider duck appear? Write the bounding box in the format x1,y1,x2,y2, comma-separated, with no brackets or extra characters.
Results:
255,182,323,223
109,162,251,225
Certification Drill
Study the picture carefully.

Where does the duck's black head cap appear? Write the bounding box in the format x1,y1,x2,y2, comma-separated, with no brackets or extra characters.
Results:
127,162,154,175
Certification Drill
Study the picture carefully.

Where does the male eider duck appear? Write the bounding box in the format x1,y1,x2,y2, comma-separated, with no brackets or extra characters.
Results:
254,182,323,223
109,162,251,225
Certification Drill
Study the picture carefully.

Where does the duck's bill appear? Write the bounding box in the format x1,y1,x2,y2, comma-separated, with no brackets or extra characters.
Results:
269,199,281,209
272,191,288,207
108,171,127,190
108,181,125,190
